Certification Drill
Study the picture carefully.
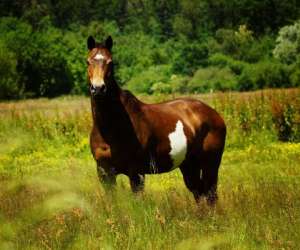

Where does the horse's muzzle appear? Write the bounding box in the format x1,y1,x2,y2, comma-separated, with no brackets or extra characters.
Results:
90,85,106,97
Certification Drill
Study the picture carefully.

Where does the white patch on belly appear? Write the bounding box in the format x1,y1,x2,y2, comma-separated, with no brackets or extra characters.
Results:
168,120,187,169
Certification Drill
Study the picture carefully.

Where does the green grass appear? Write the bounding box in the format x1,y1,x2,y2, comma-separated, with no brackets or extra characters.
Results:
0,89,300,249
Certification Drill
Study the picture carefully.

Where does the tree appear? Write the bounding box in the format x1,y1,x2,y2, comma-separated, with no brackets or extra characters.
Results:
273,20,300,64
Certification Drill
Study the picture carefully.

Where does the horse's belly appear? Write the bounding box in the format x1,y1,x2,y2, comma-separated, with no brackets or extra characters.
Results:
145,120,188,174
168,121,187,169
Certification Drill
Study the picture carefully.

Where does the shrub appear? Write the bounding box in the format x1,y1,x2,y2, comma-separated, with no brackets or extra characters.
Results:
125,65,171,94
169,75,191,93
208,53,246,75
273,20,300,64
0,17,73,98
0,42,22,99
172,42,209,75
215,28,239,55
243,35,275,63
150,82,172,94
289,57,300,87
21,24,73,97
238,61,290,91
187,66,238,93
172,15,193,37
214,25,275,63
215,25,254,61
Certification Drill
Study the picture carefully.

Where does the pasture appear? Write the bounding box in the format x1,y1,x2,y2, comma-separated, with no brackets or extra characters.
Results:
0,89,299,250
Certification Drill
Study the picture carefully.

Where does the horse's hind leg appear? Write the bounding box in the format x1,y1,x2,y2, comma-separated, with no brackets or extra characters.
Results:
201,152,223,205
180,161,204,202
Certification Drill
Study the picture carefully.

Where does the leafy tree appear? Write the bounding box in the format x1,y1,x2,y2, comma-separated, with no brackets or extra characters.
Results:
273,20,300,64
126,65,171,94
238,61,290,91
188,66,238,93
0,41,21,99
0,0,300,98
172,41,209,75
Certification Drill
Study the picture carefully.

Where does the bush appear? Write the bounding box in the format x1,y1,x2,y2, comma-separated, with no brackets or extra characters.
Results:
150,82,172,94
215,25,254,61
238,61,290,91
208,53,246,75
0,42,22,99
187,66,238,93
113,32,158,84
243,35,275,63
172,42,209,75
0,17,73,98
21,23,73,97
214,25,275,63
168,75,191,93
172,15,193,38
273,20,300,64
289,57,300,87
125,65,171,94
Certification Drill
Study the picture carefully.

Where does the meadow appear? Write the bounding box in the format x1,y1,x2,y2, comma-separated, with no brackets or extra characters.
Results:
0,88,299,250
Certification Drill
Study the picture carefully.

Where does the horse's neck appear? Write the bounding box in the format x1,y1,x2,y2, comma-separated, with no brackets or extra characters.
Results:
92,86,144,155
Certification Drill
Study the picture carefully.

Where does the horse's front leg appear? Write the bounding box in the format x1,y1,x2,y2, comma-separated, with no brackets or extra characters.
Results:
97,159,116,189
129,173,145,193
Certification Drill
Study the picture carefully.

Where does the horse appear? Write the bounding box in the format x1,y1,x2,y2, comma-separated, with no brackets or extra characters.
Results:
87,36,226,204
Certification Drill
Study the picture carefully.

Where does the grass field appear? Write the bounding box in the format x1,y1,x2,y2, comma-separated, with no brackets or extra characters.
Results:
0,89,300,250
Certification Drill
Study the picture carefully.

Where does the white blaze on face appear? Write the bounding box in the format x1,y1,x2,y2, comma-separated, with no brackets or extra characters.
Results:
94,53,104,61
168,120,187,169
91,53,105,87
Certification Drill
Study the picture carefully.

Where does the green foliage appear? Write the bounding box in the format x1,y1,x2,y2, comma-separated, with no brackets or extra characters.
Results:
172,15,193,38
150,82,172,94
215,28,241,56
215,25,267,63
0,17,73,98
126,65,171,94
0,2,300,98
113,32,158,84
289,57,300,87
172,42,209,75
168,75,191,93
238,61,290,91
22,22,73,97
208,53,246,75
188,67,238,93
0,41,21,99
273,20,300,64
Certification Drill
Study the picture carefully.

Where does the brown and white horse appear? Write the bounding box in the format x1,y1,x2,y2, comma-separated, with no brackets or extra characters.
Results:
87,36,226,204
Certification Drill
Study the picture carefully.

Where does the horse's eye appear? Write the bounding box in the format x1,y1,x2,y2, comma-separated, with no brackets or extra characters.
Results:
86,60,90,65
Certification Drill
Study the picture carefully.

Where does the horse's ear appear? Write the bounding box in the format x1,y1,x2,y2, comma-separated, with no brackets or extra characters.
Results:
87,36,96,50
105,36,113,51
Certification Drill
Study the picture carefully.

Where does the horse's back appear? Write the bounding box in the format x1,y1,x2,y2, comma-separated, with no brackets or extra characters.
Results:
143,97,225,133
143,97,226,154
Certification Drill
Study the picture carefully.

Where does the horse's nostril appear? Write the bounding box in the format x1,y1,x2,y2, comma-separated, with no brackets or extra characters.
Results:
91,84,106,96
99,85,106,92
90,85,97,94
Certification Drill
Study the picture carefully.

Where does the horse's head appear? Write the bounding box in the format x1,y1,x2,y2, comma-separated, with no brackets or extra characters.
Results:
87,36,113,97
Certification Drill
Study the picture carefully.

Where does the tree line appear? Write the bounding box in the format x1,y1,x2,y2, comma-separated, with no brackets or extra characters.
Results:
0,0,299,99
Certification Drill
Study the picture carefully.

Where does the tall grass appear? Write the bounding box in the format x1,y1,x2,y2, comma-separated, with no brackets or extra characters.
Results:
0,89,300,249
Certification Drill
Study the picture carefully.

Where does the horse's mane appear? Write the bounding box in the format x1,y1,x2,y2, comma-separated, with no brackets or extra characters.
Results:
121,90,143,113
